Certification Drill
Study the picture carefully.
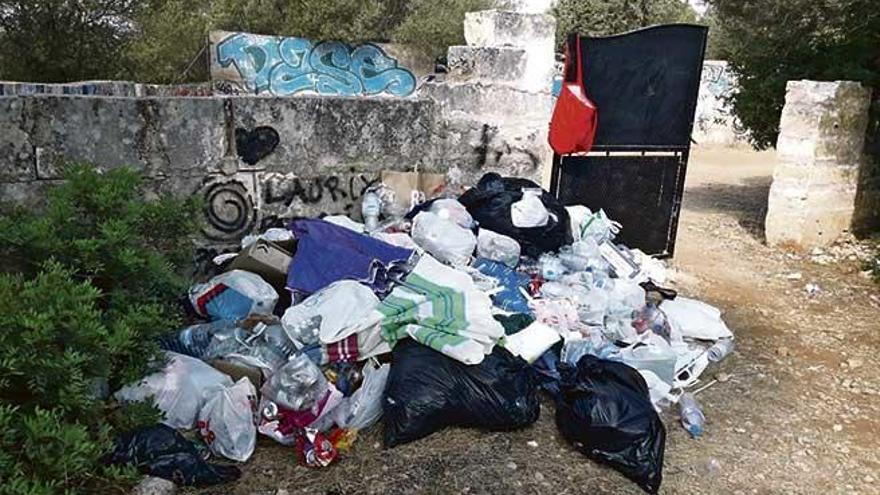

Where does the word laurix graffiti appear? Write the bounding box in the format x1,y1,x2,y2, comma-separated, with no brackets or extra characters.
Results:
215,32,417,97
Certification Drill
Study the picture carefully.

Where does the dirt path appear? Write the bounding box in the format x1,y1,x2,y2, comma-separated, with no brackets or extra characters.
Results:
197,147,880,495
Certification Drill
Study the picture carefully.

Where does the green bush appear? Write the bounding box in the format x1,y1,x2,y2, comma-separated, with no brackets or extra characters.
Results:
392,0,494,59
709,0,880,150
0,164,198,493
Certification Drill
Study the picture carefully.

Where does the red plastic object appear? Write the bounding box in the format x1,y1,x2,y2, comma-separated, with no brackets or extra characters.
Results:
549,35,598,155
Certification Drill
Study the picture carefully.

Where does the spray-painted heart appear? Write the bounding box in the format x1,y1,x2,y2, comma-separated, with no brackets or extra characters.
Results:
235,126,280,165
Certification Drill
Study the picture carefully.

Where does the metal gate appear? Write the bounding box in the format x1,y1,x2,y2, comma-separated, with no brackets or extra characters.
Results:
550,24,708,257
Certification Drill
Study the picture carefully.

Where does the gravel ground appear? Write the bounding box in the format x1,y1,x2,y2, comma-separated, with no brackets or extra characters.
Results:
193,146,880,495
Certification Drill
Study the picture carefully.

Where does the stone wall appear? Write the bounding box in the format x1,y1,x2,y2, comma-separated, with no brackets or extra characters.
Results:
765,80,875,248
0,9,557,259
0,80,214,97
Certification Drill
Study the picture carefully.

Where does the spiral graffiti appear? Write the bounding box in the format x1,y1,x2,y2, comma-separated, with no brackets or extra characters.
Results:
201,178,257,241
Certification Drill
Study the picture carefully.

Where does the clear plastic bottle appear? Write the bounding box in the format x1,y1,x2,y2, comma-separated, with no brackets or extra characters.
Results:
678,392,705,438
539,254,567,281
707,338,734,362
361,191,381,232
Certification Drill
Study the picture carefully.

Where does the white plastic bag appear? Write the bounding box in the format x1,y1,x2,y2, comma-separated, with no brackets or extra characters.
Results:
189,270,279,320
662,297,733,341
198,378,257,462
114,352,233,429
577,209,621,243
503,322,561,364
511,189,549,228
477,229,521,267
566,205,592,240
281,281,379,349
411,211,476,266
428,198,474,229
333,361,390,430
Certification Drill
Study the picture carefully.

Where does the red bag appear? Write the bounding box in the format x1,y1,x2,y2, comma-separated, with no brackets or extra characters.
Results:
549,35,598,155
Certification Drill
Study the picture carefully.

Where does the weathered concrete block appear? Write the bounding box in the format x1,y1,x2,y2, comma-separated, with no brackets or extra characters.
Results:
0,97,34,182
419,81,552,126
765,80,873,247
464,10,555,48
21,96,227,179
230,96,440,174
496,0,554,13
462,10,556,92
447,46,529,85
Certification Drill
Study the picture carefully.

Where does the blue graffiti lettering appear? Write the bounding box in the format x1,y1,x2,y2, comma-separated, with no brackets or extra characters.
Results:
216,32,416,97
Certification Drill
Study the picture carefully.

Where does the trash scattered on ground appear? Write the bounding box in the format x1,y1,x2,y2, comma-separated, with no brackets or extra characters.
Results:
108,171,737,493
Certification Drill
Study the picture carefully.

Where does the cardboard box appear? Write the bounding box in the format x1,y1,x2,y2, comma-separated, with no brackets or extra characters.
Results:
380,170,447,212
210,358,265,390
228,239,292,290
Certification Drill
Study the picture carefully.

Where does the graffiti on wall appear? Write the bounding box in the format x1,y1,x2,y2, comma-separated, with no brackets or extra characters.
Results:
199,170,379,241
235,126,280,165
212,31,417,97
693,61,747,145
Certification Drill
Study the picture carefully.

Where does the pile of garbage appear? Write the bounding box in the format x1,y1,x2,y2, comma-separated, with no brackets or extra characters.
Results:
109,172,734,494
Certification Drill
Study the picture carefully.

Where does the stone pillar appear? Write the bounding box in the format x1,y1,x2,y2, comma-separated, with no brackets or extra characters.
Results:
765,80,873,248
420,9,556,183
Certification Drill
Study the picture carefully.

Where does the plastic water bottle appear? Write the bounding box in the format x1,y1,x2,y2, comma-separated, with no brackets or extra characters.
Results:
707,338,734,362
679,392,705,438
361,191,381,232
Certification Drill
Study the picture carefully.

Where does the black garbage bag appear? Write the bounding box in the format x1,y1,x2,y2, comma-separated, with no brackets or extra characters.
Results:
555,355,666,494
458,172,573,257
383,340,540,447
108,424,241,487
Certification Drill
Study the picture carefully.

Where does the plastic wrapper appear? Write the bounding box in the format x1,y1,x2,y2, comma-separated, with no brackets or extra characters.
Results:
530,298,581,333
555,355,666,494
383,340,540,447
197,378,258,462
241,227,294,250
189,270,279,320
108,425,241,486
114,352,233,429
411,211,476,266
477,229,521,268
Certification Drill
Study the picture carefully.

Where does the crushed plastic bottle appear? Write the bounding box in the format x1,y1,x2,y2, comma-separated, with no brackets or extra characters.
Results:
632,303,672,341
678,392,705,438
707,338,734,362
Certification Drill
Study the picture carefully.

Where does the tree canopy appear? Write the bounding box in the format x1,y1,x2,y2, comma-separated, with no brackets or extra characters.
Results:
708,0,879,149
